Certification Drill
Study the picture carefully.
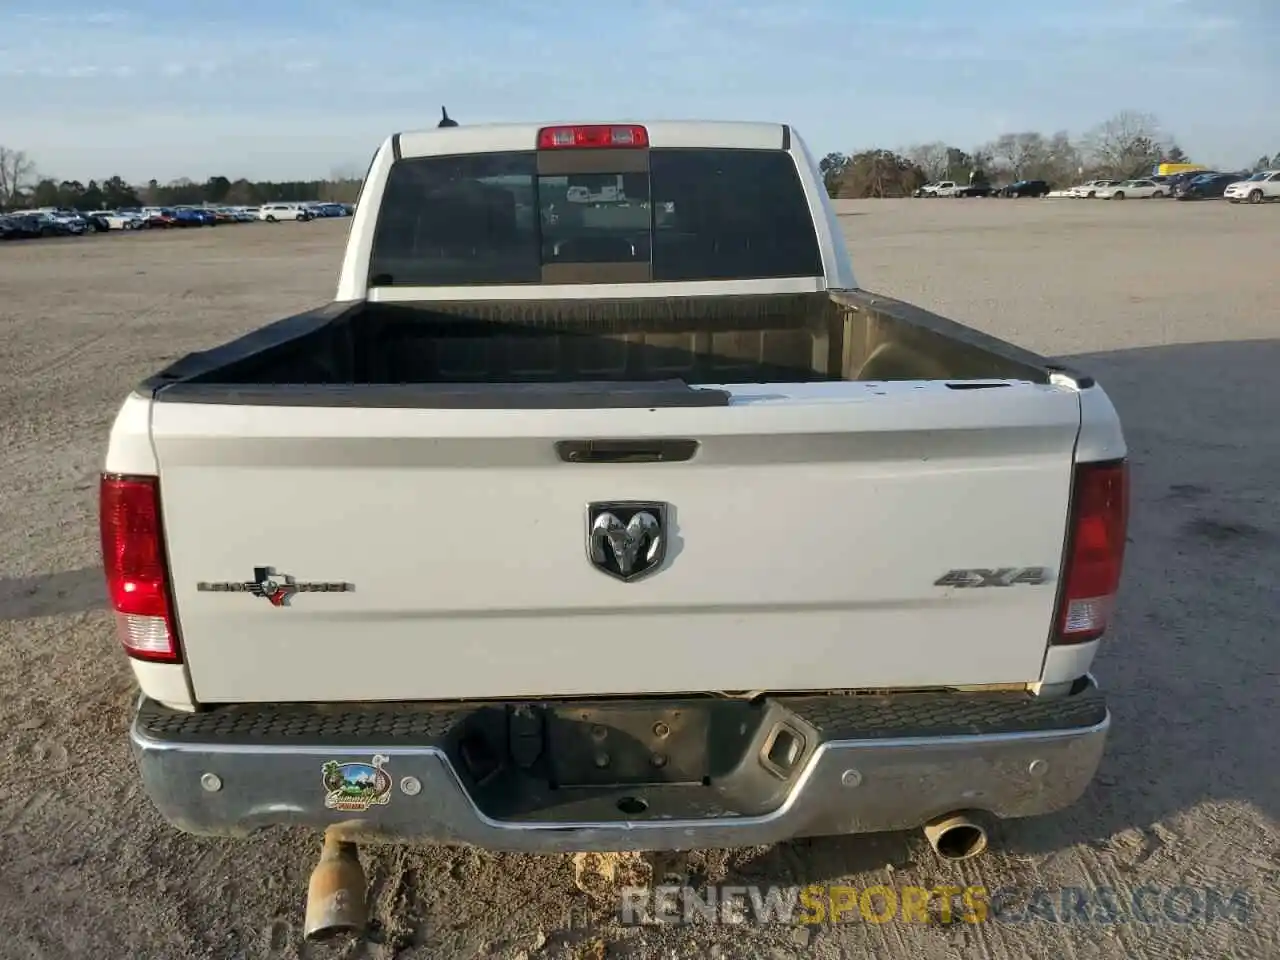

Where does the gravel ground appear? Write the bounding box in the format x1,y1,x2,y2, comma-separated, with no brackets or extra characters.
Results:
1,200,1277,960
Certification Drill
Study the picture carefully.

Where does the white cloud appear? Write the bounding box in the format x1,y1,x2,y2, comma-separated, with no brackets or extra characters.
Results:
13,9,126,25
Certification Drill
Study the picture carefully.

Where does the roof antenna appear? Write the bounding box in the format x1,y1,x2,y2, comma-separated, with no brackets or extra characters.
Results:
438,105,458,128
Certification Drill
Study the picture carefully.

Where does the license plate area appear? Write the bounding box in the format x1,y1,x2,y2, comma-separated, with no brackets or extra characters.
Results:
449,697,819,822
545,703,709,787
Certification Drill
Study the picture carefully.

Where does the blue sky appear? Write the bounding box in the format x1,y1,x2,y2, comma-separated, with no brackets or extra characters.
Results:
2,0,1276,183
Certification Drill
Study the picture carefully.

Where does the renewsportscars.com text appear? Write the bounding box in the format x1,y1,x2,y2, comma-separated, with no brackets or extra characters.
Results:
618,884,1255,926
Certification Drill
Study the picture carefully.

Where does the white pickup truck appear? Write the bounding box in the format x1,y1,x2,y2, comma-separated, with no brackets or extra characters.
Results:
104,120,1127,938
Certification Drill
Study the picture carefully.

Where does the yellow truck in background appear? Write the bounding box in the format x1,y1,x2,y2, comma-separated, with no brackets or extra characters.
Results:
1154,162,1206,177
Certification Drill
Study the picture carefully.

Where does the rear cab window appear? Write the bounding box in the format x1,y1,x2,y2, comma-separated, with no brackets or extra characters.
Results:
367,143,823,287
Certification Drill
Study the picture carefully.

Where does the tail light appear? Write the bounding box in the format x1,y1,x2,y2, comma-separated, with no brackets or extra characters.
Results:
99,474,182,662
1053,459,1129,645
537,125,648,149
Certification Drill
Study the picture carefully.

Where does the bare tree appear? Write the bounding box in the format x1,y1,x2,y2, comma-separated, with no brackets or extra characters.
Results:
905,142,949,182
969,146,995,184
989,134,1020,175
1040,130,1080,184
1084,111,1166,178
1046,131,1076,161
0,146,37,208
1012,133,1047,176
987,133,1050,179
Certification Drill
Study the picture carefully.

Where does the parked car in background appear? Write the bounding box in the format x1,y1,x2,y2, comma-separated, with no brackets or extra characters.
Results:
89,210,147,230
116,207,150,227
1223,170,1280,204
1164,170,1221,196
1069,179,1119,198
1174,173,1239,201
20,214,58,237
17,212,82,236
79,212,112,233
5,214,44,238
0,215,27,239
1095,179,1166,200
314,202,353,216
955,183,994,197
39,209,91,233
1001,179,1051,198
41,212,87,235
171,206,214,226
259,202,313,221
140,208,177,228
914,181,963,197
167,208,205,227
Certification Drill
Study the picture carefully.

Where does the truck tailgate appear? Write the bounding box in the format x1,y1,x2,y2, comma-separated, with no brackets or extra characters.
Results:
152,382,1082,703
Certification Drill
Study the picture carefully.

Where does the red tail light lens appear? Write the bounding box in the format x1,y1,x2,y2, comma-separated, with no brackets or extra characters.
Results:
99,474,181,662
537,125,649,149
1053,459,1129,645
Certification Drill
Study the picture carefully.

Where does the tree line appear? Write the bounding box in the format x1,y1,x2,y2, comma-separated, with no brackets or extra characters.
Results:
4,111,1279,209
0,147,362,211
818,112,1280,199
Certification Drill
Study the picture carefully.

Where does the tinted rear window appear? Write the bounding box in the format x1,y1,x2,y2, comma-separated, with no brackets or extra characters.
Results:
367,148,823,286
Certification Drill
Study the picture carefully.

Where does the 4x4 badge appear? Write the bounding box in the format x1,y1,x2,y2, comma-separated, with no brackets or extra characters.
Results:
196,567,354,607
934,567,1052,589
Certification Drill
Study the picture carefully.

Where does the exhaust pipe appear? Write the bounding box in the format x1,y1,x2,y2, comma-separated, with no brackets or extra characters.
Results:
923,813,988,861
304,831,368,941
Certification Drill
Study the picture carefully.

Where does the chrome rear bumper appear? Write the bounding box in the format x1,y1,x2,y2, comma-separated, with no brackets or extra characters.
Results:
131,680,1108,853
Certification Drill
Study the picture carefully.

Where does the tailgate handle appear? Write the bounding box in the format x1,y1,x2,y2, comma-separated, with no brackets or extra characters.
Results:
556,439,699,464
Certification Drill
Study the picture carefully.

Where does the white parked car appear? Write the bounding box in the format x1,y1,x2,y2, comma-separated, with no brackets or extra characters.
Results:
259,202,312,222
1094,179,1166,200
915,180,961,197
1069,179,1119,198
1223,170,1280,204
90,209,147,230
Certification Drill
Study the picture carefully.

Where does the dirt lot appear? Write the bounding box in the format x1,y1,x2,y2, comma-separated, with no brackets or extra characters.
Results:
1,200,1277,960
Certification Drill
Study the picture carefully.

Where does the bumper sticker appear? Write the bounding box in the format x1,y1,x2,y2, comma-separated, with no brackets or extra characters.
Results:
322,754,392,812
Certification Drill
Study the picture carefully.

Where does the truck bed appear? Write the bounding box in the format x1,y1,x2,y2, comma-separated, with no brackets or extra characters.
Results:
141,290,1085,406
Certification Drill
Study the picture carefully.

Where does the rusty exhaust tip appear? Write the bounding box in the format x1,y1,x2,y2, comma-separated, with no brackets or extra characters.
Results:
304,832,368,941
923,812,989,861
